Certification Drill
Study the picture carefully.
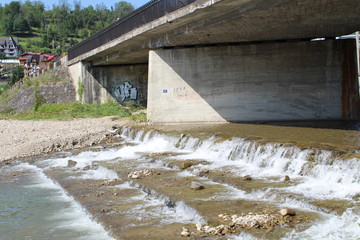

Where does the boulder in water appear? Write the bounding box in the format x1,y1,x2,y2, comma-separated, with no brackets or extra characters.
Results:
243,175,252,181
191,181,204,190
180,227,190,236
67,160,77,167
283,175,290,182
279,208,296,216
181,161,193,169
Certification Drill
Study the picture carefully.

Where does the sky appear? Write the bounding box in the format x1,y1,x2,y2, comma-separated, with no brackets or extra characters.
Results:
0,0,149,9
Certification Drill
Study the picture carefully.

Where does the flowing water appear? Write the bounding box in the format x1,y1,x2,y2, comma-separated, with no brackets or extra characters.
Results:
0,125,359,239
0,163,115,240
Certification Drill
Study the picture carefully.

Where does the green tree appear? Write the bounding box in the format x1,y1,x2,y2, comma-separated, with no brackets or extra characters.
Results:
95,3,112,28
21,0,45,28
83,5,97,30
4,1,21,16
11,65,24,85
113,1,134,20
2,16,15,34
1,1,21,34
14,15,31,33
0,5,3,21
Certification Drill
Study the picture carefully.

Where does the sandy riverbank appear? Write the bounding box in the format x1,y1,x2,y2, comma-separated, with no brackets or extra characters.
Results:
0,117,125,162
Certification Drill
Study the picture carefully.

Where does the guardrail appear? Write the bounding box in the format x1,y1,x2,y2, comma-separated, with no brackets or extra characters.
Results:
68,0,198,61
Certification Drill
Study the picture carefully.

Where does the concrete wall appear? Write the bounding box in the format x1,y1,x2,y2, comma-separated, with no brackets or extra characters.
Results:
81,64,148,105
67,61,83,102
148,39,359,123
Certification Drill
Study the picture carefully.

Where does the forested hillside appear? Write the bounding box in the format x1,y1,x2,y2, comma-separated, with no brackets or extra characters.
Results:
0,0,134,54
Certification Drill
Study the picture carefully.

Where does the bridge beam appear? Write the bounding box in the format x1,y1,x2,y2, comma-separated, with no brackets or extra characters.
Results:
148,39,360,123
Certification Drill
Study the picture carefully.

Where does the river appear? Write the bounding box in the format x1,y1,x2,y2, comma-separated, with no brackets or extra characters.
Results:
0,124,359,239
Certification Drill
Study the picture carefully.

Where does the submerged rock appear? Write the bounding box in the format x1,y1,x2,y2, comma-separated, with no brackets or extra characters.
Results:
101,179,122,186
83,164,99,171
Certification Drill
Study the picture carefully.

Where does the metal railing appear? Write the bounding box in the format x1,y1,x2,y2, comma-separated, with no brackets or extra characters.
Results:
68,0,198,61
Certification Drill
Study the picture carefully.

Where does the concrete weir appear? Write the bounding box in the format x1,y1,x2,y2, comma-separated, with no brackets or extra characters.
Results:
148,39,360,123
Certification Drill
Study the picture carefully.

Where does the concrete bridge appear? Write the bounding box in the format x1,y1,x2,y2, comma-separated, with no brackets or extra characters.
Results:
67,0,360,123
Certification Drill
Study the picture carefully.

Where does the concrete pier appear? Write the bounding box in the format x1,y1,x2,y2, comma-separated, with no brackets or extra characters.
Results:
148,39,359,123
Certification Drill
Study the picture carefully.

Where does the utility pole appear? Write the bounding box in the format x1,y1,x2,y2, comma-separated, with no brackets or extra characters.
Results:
356,31,360,96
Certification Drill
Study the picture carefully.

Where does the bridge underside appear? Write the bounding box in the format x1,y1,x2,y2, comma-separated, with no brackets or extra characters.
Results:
67,0,360,123
69,0,360,66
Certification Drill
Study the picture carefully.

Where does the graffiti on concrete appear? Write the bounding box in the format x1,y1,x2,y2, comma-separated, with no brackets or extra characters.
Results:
113,81,138,102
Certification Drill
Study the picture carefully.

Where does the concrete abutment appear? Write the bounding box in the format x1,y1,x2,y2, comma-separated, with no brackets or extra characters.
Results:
68,62,148,106
148,39,360,123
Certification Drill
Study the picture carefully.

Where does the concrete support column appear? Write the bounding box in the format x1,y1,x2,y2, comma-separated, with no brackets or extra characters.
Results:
68,60,85,102
148,39,359,123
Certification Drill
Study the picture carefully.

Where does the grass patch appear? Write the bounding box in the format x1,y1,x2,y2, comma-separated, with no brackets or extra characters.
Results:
131,112,147,122
0,101,133,120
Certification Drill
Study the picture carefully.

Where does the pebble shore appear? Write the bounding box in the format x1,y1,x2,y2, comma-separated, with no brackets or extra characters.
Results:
0,117,124,162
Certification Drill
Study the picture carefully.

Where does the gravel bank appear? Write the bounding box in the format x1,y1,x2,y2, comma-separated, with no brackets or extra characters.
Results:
0,117,124,162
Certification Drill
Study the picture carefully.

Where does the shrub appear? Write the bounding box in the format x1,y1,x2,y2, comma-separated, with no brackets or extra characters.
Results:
77,78,83,102
33,82,47,111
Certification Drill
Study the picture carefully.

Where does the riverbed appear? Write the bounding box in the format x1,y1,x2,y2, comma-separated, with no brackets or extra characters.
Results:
1,122,360,239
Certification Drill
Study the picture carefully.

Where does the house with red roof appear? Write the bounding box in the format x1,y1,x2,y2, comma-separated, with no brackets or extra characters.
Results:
19,52,58,77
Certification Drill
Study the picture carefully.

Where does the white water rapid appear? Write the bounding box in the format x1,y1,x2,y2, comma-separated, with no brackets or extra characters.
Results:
118,128,360,239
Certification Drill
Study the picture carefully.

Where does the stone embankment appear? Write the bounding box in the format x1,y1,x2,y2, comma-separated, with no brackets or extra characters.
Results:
0,65,76,114
0,117,124,163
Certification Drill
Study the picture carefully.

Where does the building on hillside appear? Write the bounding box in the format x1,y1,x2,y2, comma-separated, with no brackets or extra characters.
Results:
19,52,58,77
0,37,20,58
